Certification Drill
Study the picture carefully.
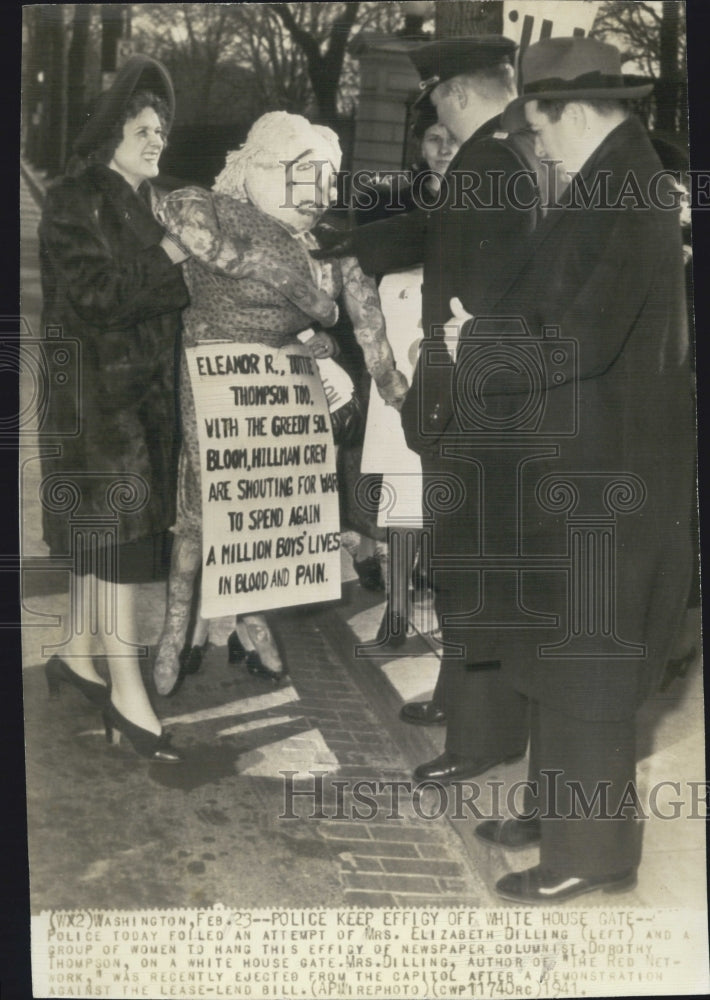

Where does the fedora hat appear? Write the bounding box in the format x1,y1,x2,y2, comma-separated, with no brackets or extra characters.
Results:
503,36,653,131
74,55,175,157
410,35,517,106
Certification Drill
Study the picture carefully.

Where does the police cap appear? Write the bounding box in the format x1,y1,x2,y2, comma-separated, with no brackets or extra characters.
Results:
410,35,517,105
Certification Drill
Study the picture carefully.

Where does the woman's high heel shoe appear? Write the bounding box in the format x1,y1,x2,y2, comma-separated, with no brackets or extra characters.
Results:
45,655,109,709
227,631,285,683
245,651,285,684
164,639,209,697
164,640,209,699
102,702,183,763
180,641,207,676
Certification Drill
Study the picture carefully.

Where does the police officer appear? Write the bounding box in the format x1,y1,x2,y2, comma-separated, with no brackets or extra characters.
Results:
317,36,544,782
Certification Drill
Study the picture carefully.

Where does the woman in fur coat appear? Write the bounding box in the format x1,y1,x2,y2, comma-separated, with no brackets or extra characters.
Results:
38,56,190,762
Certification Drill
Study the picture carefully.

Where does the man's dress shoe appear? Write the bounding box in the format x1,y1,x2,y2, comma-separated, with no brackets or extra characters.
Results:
475,818,541,850
400,701,446,725
495,864,637,904
414,750,520,784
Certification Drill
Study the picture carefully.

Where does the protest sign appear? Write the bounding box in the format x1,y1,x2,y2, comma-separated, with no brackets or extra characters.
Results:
185,341,341,618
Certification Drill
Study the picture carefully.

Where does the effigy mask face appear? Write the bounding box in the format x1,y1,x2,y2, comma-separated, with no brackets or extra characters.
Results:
245,133,340,234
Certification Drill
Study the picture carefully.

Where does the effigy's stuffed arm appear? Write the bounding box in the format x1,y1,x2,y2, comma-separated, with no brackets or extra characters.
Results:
339,255,408,409
157,187,337,327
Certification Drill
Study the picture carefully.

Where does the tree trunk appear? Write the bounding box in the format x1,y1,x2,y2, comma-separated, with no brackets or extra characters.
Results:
435,0,503,38
101,4,126,72
656,1,680,132
309,63,341,127
37,7,67,177
66,6,91,155
22,9,43,164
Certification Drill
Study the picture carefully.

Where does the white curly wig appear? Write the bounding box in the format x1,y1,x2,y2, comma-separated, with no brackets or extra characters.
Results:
213,111,342,200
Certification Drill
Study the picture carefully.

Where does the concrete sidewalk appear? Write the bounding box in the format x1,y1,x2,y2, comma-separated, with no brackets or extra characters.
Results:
19,169,707,917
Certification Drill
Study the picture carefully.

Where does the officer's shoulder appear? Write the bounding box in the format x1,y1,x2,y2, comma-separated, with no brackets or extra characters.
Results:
454,132,525,170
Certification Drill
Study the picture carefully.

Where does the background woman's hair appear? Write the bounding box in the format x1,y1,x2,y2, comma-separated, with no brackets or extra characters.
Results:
88,90,171,165
410,97,438,141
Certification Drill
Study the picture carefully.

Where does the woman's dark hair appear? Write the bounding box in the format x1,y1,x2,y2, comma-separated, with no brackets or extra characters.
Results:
411,101,438,141
89,90,171,165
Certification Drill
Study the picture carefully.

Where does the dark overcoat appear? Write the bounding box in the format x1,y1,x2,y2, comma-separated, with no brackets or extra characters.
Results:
442,116,695,720
38,163,189,555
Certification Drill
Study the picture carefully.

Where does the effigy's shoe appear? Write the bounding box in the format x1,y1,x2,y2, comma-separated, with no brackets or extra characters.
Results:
163,641,210,698
227,630,248,665
244,651,286,684
353,556,385,591
180,641,207,675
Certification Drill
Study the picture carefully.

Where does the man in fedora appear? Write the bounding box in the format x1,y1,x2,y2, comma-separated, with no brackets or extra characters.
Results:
316,36,543,785
457,36,695,902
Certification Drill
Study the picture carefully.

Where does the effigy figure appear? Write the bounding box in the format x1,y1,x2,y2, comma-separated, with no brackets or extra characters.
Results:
153,111,407,694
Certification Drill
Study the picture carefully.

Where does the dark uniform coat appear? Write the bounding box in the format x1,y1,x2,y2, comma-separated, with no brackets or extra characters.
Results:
454,115,694,722
353,116,539,353
38,163,189,557
351,117,541,757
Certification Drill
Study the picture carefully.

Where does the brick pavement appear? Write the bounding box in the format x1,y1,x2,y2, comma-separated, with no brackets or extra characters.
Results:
267,603,490,908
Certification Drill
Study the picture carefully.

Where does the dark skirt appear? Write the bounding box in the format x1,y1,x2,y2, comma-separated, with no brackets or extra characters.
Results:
74,531,172,584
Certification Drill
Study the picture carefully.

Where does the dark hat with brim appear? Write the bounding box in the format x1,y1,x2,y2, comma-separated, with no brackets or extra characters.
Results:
410,35,517,107
74,55,175,157
502,36,654,131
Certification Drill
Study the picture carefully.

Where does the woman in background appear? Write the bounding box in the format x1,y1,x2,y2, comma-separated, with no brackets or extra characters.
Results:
360,102,459,659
